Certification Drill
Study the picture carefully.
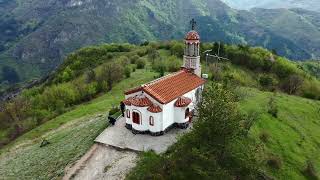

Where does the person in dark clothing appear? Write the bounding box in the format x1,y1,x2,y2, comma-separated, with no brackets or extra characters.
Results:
108,116,116,126
120,102,125,117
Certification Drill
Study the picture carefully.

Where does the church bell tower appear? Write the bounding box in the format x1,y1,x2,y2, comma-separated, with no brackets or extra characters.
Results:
183,19,201,77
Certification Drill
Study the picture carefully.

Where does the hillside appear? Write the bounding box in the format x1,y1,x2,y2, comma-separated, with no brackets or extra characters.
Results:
1,0,320,86
0,69,156,179
221,0,320,12
0,41,319,179
128,87,320,179
299,60,320,79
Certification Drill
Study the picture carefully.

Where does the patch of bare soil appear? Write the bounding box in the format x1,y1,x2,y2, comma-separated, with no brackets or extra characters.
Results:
63,143,138,180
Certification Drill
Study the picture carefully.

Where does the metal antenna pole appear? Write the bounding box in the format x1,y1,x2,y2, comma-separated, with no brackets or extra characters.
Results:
218,41,221,57
203,50,212,73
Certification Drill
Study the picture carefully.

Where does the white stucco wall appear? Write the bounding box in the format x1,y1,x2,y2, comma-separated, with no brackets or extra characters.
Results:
124,86,203,133
124,91,164,133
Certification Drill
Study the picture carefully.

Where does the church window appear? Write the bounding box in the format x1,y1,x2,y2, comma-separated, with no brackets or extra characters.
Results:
185,108,190,119
132,111,140,124
149,116,154,126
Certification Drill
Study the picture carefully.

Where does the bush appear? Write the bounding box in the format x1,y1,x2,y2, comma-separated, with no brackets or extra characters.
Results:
118,56,130,66
170,41,184,57
303,160,318,180
166,56,181,72
280,74,304,95
136,58,146,69
152,61,166,76
130,55,140,64
267,155,282,169
259,74,276,91
109,107,120,116
125,66,131,78
267,96,278,118
259,131,270,143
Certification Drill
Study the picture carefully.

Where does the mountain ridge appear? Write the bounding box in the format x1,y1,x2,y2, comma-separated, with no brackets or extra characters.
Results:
221,0,320,12
1,0,320,84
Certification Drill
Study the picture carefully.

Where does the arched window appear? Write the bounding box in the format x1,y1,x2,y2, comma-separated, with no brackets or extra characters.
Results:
149,116,154,126
132,111,141,124
126,109,130,118
185,108,190,119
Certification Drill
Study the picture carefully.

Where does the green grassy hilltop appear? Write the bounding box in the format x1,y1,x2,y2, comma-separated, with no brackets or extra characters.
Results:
0,42,319,179
242,88,320,179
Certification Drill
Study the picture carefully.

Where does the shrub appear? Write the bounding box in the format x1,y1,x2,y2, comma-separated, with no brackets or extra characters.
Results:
170,41,184,57
259,74,276,91
130,55,140,64
280,74,304,95
152,61,166,76
166,56,181,72
85,69,96,83
136,58,146,69
118,56,130,66
132,66,136,72
259,131,270,143
125,66,131,78
267,155,282,169
267,96,278,118
97,62,124,91
137,49,147,57
303,160,318,180
109,107,120,116
209,64,223,81
147,47,160,62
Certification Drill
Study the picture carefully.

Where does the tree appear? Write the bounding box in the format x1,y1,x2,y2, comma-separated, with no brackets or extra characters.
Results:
1,66,20,84
170,42,184,57
281,74,304,94
259,74,276,91
195,83,259,178
152,60,166,76
85,69,96,83
147,47,160,63
209,64,222,81
166,56,181,72
97,62,124,91
124,66,131,78
136,58,146,69
4,96,30,124
196,83,242,150
238,44,250,52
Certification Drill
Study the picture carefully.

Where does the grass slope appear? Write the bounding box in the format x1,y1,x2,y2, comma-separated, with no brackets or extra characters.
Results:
241,88,320,179
0,69,156,179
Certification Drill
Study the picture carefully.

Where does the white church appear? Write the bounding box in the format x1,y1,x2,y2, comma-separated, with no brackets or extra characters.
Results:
122,23,206,136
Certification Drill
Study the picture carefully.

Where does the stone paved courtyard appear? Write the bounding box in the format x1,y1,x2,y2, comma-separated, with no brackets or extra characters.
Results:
95,116,191,154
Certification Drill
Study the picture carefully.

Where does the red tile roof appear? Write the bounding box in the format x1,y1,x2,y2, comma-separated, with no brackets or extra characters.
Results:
124,86,143,95
131,96,152,107
174,97,192,107
147,104,163,113
185,30,200,40
123,97,133,106
125,69,205,104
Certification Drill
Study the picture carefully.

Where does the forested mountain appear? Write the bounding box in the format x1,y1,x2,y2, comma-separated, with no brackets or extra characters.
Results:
221,0,320,12
1,0,320,84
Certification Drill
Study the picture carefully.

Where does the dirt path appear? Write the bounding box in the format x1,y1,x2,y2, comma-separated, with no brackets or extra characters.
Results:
63,143,138,180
